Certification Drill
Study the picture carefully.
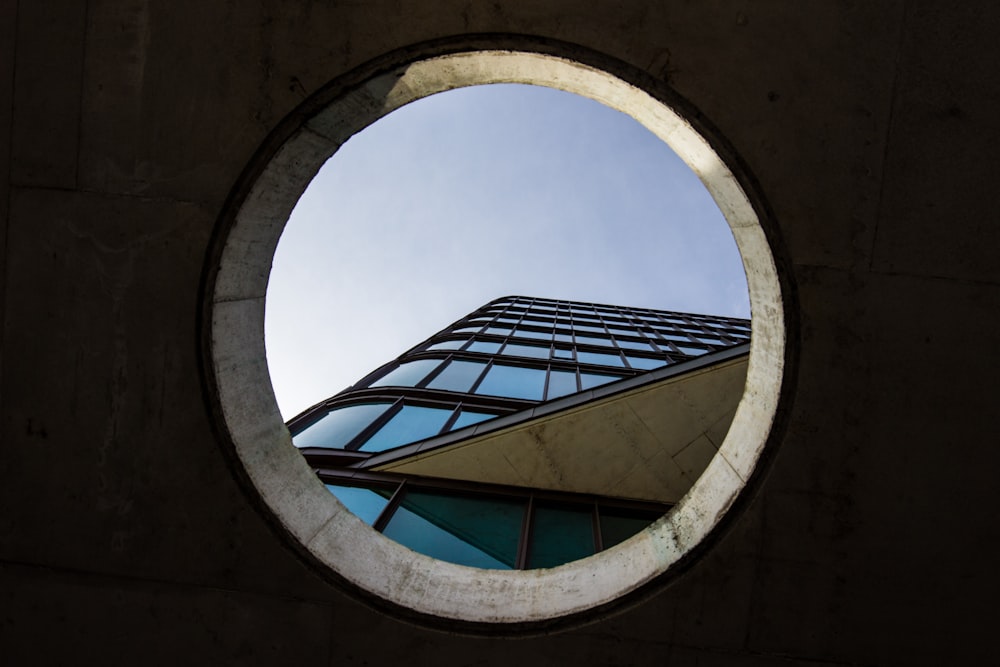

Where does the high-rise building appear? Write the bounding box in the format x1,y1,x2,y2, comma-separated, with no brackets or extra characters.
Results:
289,296,750,570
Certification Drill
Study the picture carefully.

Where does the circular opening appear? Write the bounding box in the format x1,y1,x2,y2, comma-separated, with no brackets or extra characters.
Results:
208,48,786,625
266,82,749,421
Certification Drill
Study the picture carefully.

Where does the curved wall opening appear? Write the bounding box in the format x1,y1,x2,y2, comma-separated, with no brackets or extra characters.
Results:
208,47,786,626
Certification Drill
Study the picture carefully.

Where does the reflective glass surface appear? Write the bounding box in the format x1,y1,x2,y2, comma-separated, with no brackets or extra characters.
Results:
675,345,708,356
426,359,487,392
325,483,393,525
527,503,595,568
576,350,625,367
292,402,392,448
360,405,454,452
579,372,622,390
616,339,654,352
368,359,441,388
599,507,661,549
546,370,578,399
382,490,525,569
502,343,550,359
467,340,502,354
427,339,466,351
475,364,546,400
626,356,669,370
450,409,497,430
575,335,612,347
513,329,552,341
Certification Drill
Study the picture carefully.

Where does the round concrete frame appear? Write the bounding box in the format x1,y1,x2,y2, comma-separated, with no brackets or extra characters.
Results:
209,50,785,624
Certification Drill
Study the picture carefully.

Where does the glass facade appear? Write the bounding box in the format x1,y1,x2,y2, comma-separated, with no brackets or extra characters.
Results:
288,295,750,568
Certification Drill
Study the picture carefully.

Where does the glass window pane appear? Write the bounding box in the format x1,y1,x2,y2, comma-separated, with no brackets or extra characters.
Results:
580,372,622,390
368,359,442,388
291,403,392,448
502,343,550,359
598,507,662,549
554,332,573,343
475,364,546,400
427,339,466,351
450,409,498,430
574,324,606,334
359,405,454,452
616,339,654,352
426,359,487,392
577,350,625,367
675,345,708,356
527,503,595,568
626,356,669,370
467,340,502,354
382,489,525,569
575,334,613,347
451,325,482,334
325,483,393,525
546,370,578,400
484,326,512,336
512,329,552,341
552,346,574,360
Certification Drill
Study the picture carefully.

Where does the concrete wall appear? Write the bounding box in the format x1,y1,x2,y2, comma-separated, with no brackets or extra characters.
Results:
2,1,998,664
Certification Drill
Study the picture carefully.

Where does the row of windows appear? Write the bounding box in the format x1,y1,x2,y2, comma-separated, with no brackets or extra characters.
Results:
324,478,665,569
483,298,752,332
447,322,721,356
365,357,625,401
466,309,750,340
292,399,501,452
425,336,674,370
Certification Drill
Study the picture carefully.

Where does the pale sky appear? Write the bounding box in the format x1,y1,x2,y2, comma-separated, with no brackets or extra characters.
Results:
265,84,750,419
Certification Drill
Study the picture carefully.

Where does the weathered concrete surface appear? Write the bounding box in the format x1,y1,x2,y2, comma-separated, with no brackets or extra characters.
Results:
2,1,999,664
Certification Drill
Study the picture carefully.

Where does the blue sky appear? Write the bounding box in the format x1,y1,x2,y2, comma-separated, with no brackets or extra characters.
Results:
265,84,749,418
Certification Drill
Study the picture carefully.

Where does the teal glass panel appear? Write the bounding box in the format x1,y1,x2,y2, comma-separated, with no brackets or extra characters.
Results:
626,356,669,370
359,405,454,452
527,502,595,568
291,402,392,448
580,372,622,390
426,359,487,392
598,507,661,549
475,364,546,400
467,340,502,354
546,370,578,399
427,339,466,351
502,343,550,359
616,339,654,352
368,359,442,388
382,489,525,569
450,409,497,430
577,350,625,367
325,483,393,525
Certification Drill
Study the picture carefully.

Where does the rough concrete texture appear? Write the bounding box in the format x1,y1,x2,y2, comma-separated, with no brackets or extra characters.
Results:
2,1,999,664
